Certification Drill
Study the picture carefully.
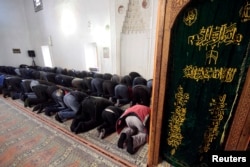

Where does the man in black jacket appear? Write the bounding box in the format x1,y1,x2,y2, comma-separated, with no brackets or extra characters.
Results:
97,105,124,139
70,96,113,134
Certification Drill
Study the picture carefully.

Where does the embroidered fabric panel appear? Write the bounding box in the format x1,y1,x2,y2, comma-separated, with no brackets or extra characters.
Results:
161,0,250,166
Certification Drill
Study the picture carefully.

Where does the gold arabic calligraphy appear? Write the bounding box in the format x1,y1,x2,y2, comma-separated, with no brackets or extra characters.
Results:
167,86,189,155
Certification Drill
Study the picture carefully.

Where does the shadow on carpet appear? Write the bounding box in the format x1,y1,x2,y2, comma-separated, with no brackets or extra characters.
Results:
0,96,148,167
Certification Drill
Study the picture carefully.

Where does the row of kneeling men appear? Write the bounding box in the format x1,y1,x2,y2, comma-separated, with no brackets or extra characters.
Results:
0,71,151,155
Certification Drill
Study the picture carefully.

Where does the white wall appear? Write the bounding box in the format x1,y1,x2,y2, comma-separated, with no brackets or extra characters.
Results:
23,0,112,72
117,0,158,79
0,0,158,79
0,0,32,67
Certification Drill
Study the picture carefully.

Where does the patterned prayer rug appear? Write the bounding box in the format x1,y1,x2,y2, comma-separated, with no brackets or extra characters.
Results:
0,96,148,167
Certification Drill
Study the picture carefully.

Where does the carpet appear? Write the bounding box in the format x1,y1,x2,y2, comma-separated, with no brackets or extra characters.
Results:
0,96,148,167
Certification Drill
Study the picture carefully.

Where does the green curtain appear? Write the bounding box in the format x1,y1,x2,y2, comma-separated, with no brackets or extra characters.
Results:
161,0,250,166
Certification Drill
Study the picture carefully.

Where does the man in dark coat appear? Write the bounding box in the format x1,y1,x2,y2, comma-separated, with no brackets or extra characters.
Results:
131,84,151,107
97,105,124,139
70,96,113,134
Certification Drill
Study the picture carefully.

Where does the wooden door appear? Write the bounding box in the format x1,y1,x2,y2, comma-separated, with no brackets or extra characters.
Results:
147,0,250,166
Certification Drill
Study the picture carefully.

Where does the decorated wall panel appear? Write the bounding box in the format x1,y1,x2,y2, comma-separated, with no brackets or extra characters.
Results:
160,0,250,166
